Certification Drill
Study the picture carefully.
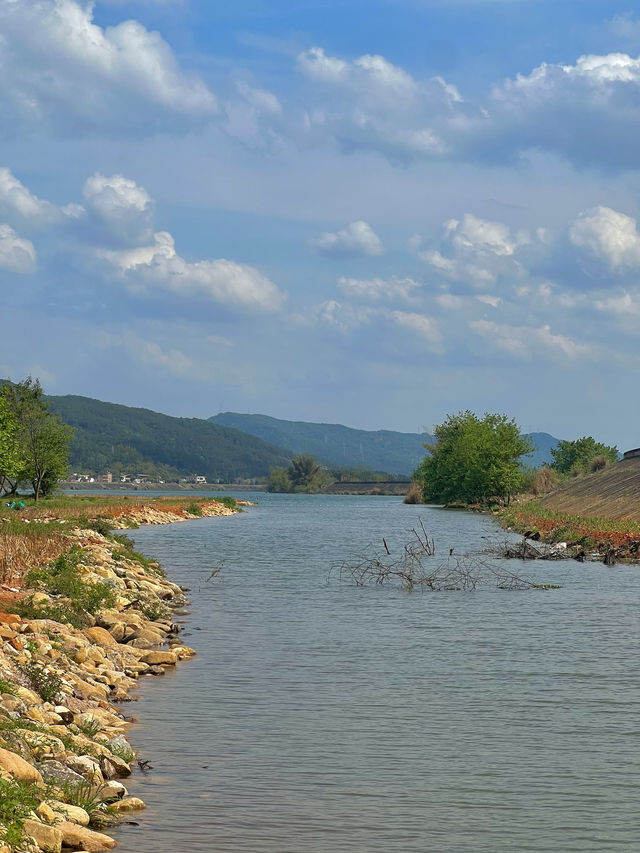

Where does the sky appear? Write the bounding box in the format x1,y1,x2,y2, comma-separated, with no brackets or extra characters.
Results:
2,0,640,447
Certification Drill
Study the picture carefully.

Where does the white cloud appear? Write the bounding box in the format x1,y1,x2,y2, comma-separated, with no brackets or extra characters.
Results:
338,276,418,301
99,231,285,311
83,173,154,244
569,206,640,270
477,294,501,307
312,221,383,258
391,310,442,346
471,319,589,359
0,167,83,225
104,332,193,377
420,214,526,288
0,224,36,273
0,0,216,135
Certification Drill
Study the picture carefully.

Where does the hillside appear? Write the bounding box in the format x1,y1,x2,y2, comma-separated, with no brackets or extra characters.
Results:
542,456,640,521
209,413,560,475
46,395,292,481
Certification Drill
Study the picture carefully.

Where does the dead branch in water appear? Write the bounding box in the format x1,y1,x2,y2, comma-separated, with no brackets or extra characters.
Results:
331,519,562,591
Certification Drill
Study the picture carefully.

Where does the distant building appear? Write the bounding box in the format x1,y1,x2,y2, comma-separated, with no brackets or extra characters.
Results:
97,472,112,484
195,475,207,484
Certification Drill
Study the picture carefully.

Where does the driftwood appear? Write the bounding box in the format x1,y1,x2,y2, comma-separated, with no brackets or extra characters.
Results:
331,520,561,591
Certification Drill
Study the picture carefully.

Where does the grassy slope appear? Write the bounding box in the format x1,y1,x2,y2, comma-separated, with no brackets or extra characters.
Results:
541,457,640,522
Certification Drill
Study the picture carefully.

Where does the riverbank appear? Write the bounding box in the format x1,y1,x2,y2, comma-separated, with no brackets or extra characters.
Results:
0,496,242,852
499,500,640,562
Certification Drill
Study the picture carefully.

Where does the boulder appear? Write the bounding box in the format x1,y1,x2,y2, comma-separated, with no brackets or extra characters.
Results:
112,796,146,812
56,821,117,852
47,801,90,827
0,746,43,784
83,628,119,650
23,819,62,853
38,760,85,787
141,650,177,666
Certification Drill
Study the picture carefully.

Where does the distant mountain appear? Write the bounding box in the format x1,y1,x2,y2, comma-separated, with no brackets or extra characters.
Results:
210,413,561,475
523,432,561,468
210,413,432,476
45,395,292,481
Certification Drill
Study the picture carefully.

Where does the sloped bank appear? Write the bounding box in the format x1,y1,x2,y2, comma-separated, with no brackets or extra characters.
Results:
0,498,243,852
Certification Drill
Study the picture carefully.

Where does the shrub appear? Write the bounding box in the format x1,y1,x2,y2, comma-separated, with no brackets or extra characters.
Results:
590,454,609,472
20,661,63,703
186,502,203,517
0,778,42,849
404,481,423,504
25,548,116,617
532,466,559,496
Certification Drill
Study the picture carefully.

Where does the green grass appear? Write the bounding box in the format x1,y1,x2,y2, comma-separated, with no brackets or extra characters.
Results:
0,676,17,695
18,661,63,704
108,741,136,763
75,715,102,737
0,778,43,849
186,502,203,517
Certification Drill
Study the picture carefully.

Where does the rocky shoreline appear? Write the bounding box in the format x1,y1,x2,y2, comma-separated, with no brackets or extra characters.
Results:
0,499,241,852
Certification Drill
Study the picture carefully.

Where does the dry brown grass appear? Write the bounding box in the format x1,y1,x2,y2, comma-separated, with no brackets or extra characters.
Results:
532,466,559,496
404,481,423,504
0,532,68,585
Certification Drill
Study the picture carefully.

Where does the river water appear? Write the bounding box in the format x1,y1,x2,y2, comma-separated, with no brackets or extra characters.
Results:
112,494,640,852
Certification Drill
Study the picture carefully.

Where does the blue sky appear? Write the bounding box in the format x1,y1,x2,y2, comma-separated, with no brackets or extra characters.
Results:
2,0,640,448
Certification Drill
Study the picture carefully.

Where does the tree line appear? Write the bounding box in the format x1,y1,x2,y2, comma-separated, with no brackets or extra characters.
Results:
0,378,73,501
411,410,618,506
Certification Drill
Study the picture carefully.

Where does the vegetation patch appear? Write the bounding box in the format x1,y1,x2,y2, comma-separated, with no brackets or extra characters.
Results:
0,778,42,850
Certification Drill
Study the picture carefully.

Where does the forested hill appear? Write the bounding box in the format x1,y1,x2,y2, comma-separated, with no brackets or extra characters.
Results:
46,395,292,481
210,413,433,476
210,413,560,475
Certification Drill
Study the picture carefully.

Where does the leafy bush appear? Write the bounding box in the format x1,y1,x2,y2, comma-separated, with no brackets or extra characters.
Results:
19,661,63,703
0,778,42,849
0,676,17,695
186,502,203,517
25,548,116,616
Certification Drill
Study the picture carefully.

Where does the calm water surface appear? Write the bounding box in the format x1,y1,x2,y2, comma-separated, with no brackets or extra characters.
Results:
113,495,640,852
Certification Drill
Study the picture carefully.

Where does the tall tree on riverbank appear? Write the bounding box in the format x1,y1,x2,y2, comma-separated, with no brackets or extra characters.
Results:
0,388,23,496
414,411,532,505
4,378,73,501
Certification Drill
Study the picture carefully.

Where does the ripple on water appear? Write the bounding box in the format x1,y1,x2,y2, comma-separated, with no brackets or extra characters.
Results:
112,495,640,852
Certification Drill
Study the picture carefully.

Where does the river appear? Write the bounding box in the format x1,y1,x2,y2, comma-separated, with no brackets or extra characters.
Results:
112,494,640,852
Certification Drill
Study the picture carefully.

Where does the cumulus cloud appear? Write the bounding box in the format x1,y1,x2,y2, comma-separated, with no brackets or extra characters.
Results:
296,46,461,161
391,310,442,346
569,206,640,271
337,276,417,301
99,231,285,311
0,168,83,226
83,173,154,245
0,224,37,273
420,214,528,288
0,0,216,136
312,221,383,258
470,319,589,359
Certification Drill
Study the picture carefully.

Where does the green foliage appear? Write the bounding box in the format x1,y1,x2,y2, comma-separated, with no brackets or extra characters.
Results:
24,547,116,620
46,394,291,481
551,436,618,475
0,387,23,496
139,597,170,621
0,676,17,695
186,502,203,516
0,778,42,849
19,660,63,703
75,715,102,737
3,377,73,500
108,741,135,763
414,411,533,505
267,466,292,493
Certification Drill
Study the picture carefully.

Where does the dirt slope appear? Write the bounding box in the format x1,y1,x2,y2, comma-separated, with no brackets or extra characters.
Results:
542,457,640,521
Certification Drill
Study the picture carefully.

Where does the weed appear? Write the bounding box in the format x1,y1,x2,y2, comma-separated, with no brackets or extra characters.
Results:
0,677,16,695
25,547,116,617
0,778,42,849
19,661,63,704
186,502,203,517
75,715,102,737
108,742,136,763
139,598,169,621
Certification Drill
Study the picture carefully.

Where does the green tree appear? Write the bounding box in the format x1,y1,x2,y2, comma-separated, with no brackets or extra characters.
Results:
288,454,322,492
414,411,533,505
4,378,73,501
550,436,618,475
0,388,23,496
267,467,293,493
